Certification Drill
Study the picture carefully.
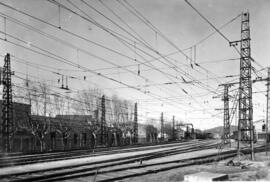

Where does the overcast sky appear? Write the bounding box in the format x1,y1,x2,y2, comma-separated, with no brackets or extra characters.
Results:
0,0,269,129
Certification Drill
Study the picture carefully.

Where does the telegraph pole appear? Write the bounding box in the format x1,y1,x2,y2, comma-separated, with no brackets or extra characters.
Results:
266,68,270,156
1,53,14,153
160,112,164,141
133,102,138,144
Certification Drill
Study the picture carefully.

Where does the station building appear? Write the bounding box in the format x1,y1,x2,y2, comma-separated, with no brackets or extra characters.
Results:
0,101,159,153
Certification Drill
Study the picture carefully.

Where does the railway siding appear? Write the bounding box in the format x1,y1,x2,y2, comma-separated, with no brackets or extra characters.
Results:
0,140,216,181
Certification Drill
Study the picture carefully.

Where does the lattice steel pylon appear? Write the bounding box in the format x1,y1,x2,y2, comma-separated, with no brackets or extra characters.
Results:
1,53,13,153
160,112,164,141
237,12,254,160
133,102,138,143
223,84,231,146
100,95,106,145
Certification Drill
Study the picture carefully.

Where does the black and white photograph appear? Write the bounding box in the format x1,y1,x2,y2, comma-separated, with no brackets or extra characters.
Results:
0,0,269,181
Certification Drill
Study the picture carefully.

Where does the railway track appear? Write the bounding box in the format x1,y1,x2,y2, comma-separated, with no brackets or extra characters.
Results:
0,140,200,168
89,146,266,182
0,140,220,182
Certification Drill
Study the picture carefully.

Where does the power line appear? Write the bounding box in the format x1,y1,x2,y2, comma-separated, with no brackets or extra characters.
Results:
47,0,221,113
0,1,236,119
0,4,212,111
119,0,231,85
184,0,231,43
184,0,267,77
116,0,244,108
54,0,221,97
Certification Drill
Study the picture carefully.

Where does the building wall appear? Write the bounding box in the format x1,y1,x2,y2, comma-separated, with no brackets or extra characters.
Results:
0,101,32,152
0,101,159,153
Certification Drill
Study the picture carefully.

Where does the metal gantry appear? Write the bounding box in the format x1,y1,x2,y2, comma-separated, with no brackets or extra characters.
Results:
237,12,254,160
133,102,138,143
1,53,14,153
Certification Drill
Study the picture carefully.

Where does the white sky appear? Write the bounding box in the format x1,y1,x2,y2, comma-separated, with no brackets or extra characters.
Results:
0,0,269,130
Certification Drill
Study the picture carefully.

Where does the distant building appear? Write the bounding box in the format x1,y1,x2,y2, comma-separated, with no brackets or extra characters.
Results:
138,123,158,143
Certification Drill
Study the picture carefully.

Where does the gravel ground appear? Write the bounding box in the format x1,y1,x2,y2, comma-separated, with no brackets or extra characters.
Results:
122,152,270,182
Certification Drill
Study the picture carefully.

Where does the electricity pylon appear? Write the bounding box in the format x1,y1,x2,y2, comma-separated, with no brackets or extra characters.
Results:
133,102,138,143
1,53,14,153
230,12,254,160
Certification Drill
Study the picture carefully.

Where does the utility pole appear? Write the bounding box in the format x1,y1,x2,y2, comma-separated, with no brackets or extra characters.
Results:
100,95,106,145
223,84,231,147
266,68,270,156
230,12,254,160
160,112,164,141
1,53,14,153
133,102,138,144
172,115,175,141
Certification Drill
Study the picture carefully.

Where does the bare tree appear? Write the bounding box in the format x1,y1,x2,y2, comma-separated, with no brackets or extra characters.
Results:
164,123,173,139
14,103,50,152
73,88,103,140
52,93,72,150
144,124,158,143
55,118,72,150
109,95,135,145
29,116,50,152
53,93,66,116
74,88,102,116
110,95,132,125
15,81,52,152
